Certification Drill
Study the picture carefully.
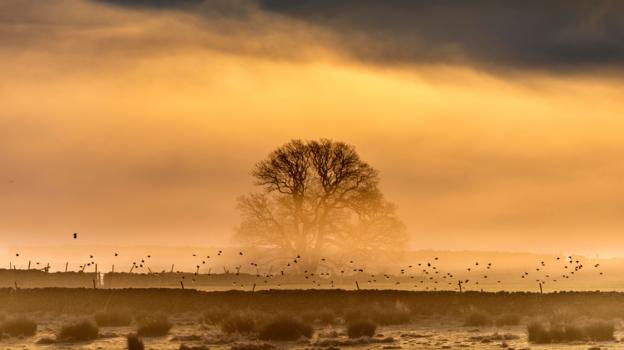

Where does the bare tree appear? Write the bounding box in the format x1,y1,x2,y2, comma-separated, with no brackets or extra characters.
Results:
236,139,406,272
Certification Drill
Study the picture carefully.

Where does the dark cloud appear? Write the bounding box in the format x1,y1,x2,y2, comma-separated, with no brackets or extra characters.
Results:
94,0,254,17
96,0,624,72
260,0,624,70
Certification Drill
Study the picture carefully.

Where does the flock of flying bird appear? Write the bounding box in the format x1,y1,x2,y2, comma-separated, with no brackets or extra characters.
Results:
7,238,607,292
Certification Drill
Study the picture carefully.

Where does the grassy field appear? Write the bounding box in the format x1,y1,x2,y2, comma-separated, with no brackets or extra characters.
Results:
1,289,624,349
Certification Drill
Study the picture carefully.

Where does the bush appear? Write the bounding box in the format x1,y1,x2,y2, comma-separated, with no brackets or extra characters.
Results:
258,316,313,341
58,320,99,341
527,321,614,343
127,333,145,350
94,310,132,327
464,310,491,327
346,319,377,338
527,322,551,343
221,312,256,334
136,314,172,337
495,313,521,326
1,317,37,337
562,324,584,342
585,321,614,341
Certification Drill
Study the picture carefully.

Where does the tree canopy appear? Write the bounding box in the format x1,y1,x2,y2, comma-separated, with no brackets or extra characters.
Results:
236,139,406,271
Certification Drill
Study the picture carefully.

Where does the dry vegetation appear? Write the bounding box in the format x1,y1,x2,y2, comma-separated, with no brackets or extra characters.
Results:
221,312,257,334
346,319,377,338
258,315,313,341
127,333,145,350
1,316,37,337
136,314,172,337
58,319,99,341
1,288,624,346
528,321,614,343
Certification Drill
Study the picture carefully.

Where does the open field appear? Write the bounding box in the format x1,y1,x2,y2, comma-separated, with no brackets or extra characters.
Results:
2,288,624,349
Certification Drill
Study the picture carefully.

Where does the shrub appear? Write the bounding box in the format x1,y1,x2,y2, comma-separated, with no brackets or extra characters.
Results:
136,314,172,337
221,312,256,334
527,322,551,343
258,316,313,341
346,319,377,338
562,324,584,341
58,320,99,341
495,314,520,326
527,321,614,343
1,317,37,337
127,333,145,350
585,321,614,341
94,310,132,327
464,310,491,327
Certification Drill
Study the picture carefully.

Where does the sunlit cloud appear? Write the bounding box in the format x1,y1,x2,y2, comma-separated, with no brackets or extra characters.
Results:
1,0,624,256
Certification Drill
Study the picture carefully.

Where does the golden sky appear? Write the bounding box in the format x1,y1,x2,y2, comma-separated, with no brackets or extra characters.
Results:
1,0,624,256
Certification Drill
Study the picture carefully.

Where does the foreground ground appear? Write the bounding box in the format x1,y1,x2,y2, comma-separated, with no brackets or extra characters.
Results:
2,289,624,349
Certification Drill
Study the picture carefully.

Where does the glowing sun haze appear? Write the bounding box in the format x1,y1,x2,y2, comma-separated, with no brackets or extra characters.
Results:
1,0,624,256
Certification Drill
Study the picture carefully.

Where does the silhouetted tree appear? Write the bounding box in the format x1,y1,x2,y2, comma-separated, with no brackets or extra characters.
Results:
236,139,406,272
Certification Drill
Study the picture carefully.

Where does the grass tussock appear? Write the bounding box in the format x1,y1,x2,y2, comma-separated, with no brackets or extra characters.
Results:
585,321,615,341
127,333,145,350
58,319,99,341
136,314,172,337
94,310,132,327
528,321,614,343
221,312,257,334
1,317,38,337
464,310,492,327
346,319,377,338
258,315,313,341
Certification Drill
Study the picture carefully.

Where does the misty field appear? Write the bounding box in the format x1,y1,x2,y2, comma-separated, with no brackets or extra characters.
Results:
2,289,624,349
